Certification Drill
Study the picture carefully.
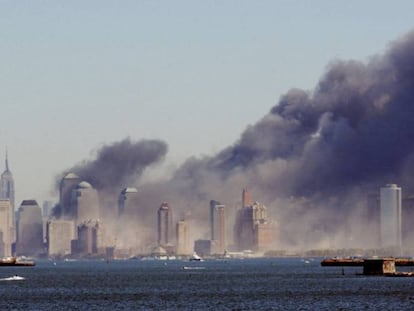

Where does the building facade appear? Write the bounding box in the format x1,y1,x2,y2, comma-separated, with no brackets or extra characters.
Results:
176,220,189,255
380,184,402,249
0,199,13,257
59,172,81,218
16,200,43,256
46,219,76,256
158,202,172,246
118,187,138,216
70,181,100,224
0,153,15,208
210,200,226,254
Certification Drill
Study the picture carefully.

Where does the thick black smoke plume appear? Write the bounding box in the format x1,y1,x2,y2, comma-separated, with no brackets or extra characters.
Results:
68,138,168,192
56,29,414,250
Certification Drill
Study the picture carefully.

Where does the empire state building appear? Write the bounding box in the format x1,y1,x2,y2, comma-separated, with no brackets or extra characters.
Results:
0,152,15,208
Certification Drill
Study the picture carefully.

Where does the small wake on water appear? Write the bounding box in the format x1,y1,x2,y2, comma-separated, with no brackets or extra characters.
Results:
0,275,25,281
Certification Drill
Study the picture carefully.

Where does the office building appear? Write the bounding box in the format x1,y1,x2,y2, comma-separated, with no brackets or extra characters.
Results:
210,200,226,254
70,181,100,224
0,152,15,208
16,200,43,256
47,219,76,256
0,199,13,257
158,202,172,246
59,172,81,218
176,219,189,255
380,184,402,249
118,187,138,216
234,190,278,251
75,220,104,255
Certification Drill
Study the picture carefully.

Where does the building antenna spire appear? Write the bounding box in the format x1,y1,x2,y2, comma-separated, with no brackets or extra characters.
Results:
5,147,9,171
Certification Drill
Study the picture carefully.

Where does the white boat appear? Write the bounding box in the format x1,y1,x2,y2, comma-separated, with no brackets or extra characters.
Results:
0,275,25,281
189,252,203,262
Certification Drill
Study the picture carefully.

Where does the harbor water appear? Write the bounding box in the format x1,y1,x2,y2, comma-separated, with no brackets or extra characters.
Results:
1,258,414,310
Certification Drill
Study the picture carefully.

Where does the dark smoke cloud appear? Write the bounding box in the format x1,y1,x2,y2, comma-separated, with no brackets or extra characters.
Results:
68,138,168,192
56,29,414,250
138,29,414,249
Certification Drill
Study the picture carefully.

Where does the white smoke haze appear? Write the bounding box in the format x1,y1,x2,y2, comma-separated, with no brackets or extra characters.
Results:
54,29,414,253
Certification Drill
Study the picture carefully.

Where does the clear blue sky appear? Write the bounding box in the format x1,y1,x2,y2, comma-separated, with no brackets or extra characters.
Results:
1,0,413,206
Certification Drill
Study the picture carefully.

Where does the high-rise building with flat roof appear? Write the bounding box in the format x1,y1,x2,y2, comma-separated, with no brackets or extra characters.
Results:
0,199,13,257
158,202,172,246
380,184,402,249
16,200,43,256
70,181,100,224
176,220,189,255
118,187,138,216
46,219,76,256
210,200,226,254
59,172,81,218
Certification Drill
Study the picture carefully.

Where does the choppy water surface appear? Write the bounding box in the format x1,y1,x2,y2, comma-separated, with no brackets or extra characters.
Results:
1,258,414,310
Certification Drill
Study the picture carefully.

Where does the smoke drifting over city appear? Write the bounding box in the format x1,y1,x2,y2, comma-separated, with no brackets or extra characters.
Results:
56,29,414,250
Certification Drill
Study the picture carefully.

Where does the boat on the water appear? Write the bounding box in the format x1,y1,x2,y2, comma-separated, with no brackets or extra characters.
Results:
0,275,25,281
189,252,203,262
0,257,35,267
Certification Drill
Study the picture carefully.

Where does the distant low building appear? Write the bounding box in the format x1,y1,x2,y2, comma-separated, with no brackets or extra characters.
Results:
194,239,219,257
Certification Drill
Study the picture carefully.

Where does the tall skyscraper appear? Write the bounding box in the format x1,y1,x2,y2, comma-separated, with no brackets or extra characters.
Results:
70,181,100,224
210,200,226,253
0,199,13,257
118,187,138,216
242,188,252,208
234,190,278,251
176,220,189,255
380,184,402,249
16,200,43,256
59,172,81,218
0,152,15,208
158,202,172,246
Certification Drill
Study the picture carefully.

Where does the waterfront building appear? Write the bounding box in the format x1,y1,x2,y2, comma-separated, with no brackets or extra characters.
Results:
158,202,172,246
59,172,81,218
194,239,218,257
380,184,402,249
366,193,381,248
0,199,13,257
70,181,100,224
46,219,76,256
402,196,414,251
210,200,226,254
176,219,189,255
16,200,43,256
